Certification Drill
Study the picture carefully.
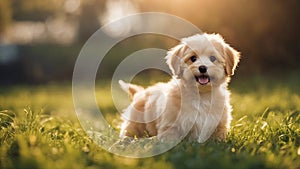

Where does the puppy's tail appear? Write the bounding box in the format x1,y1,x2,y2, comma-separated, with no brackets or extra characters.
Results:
119,80,144,99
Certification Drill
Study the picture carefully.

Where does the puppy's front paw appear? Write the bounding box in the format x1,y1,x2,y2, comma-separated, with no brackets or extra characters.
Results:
215,133,226,142
214,127,227,141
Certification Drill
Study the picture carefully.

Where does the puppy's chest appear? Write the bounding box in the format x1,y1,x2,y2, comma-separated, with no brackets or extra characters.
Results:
189,95,211,136
180,93,211,116
198,96,211,112
179,94,211,124
165,91,214,138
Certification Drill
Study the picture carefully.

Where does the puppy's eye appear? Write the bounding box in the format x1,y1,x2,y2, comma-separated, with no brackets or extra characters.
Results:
190,56,197,62
209,56,216,62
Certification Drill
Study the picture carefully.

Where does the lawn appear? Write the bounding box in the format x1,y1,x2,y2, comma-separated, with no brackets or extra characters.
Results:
0,73,299,169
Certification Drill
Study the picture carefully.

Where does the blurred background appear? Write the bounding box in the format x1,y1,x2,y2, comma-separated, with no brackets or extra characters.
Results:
0,0,299,85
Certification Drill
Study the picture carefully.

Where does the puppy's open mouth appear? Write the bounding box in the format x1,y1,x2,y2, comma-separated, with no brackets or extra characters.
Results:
195,75,210,85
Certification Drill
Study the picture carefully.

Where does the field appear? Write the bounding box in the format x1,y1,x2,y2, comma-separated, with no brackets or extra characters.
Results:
0,73,299,169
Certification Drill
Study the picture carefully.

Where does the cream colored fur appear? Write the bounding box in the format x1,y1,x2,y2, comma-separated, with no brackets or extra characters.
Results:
119,33,240,142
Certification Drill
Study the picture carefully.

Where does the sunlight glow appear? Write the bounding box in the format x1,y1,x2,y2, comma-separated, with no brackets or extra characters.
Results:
100,0,140,37
64,0,81,13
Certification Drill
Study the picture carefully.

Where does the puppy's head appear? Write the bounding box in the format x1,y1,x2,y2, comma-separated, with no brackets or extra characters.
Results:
165,33,240,90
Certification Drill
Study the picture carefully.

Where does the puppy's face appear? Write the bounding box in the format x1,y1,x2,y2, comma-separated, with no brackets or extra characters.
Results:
166,33,240,90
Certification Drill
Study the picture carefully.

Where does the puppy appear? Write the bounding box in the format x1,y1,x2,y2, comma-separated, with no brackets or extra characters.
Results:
119,33,240,143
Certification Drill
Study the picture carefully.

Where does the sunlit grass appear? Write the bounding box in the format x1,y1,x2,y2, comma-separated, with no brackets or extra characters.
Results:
0,74,299,169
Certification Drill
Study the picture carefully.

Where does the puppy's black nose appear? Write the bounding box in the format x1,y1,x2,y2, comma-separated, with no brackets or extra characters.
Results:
199,65,207,73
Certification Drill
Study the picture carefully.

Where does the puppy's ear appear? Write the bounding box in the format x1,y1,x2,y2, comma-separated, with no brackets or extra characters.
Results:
165,44,186,77
207,34,240,76
224,45,240,76
119,80,144,100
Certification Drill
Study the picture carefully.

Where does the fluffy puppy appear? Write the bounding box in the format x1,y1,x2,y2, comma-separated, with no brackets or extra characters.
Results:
119,33,240,143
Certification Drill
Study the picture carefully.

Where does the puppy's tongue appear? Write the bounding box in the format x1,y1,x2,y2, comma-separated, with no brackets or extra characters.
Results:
198,76,209,85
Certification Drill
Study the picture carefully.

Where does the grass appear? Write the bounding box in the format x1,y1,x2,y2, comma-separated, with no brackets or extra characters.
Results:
0,74,299,169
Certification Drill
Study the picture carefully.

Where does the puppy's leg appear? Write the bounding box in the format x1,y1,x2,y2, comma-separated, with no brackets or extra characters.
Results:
145,122,157,136
213,110,231,141
120,95,148,137
120,121,146,137
214,125,227,141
